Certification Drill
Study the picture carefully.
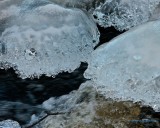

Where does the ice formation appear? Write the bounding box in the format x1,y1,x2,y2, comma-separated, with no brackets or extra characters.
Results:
93,0,160,30
0,0,99,78
84,20,160,111
49,0,105,11
48,0,160,31
0,120,21,128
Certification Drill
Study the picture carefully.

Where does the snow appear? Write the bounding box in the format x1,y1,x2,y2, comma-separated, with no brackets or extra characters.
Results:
0,0,99,78
84,20,160,111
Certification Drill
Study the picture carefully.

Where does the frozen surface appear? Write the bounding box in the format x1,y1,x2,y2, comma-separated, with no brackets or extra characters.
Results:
49,0,160,31
93,0,160,30
0,120,21,128
49,0,105,11
84,20,160,111
0,0,99,78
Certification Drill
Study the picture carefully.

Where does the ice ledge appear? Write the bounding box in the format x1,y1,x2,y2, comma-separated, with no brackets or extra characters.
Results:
0,1,99,78
84,20,160,111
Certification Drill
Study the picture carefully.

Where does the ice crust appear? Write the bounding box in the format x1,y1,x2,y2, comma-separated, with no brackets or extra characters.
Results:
40,81,96,128
49,0,105,11
93,0,160,30
47,0,160,31
0,0,99,78
84,20,160,111
0,120,21,128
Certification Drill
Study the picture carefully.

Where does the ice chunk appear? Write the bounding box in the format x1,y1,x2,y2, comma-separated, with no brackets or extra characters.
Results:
93,0,160,30
0,1,99,78
84,20,160,111
0,120,21,128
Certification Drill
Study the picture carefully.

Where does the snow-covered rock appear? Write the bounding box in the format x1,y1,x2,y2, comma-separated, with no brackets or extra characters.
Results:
0,120,21,128
34,81,150,128
33,81,97,128
0,0,99,78
84,20,160,111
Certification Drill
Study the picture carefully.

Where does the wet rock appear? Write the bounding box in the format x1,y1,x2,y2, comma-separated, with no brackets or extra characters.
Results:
93,0,160,30
31,82,160,128
33,81,98,128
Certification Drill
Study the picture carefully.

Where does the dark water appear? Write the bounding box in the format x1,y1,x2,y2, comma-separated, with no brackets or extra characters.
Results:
0,62,88,105
94,25,125,49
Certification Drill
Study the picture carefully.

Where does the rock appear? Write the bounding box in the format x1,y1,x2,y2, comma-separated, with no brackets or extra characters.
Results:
84,20,160,111
0,120,21,128
31,81,160,128
31,81,97,128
